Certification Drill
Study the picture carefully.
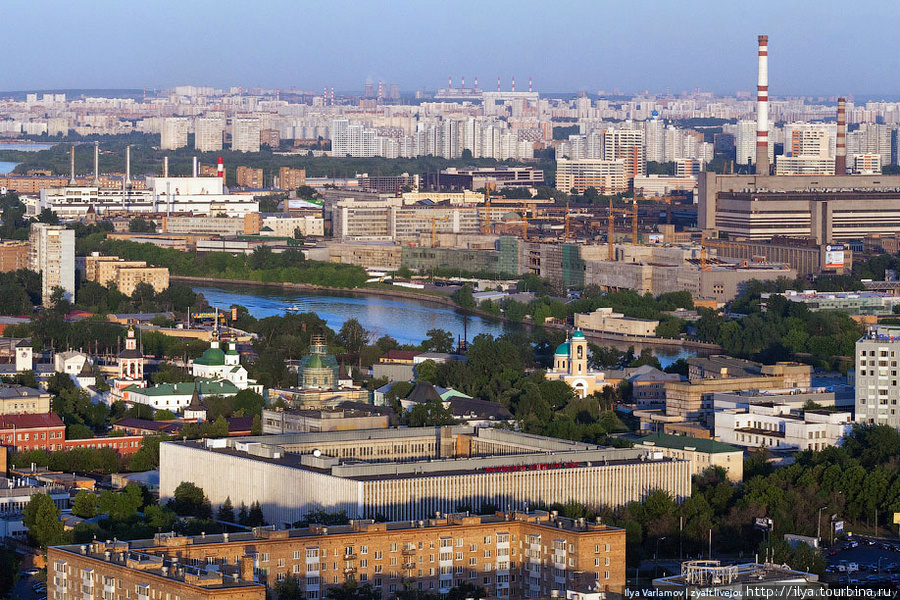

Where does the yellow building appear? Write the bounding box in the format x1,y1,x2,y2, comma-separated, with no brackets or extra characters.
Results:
84,253,170,295
545,331,611,398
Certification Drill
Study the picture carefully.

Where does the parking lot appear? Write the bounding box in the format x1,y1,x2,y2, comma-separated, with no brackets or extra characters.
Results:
825,536,900,586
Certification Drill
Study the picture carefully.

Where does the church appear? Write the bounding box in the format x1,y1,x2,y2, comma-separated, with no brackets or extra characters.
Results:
190,333,262,393
545,330,611,399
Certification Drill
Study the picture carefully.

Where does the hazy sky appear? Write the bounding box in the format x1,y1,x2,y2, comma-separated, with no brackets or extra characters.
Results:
4,0,898,97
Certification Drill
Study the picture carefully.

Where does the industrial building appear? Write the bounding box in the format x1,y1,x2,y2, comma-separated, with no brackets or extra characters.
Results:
48,510,626,600
159,426,691,527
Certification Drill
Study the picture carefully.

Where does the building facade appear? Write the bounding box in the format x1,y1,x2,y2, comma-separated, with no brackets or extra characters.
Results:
30,223,75,305
159,427,691,527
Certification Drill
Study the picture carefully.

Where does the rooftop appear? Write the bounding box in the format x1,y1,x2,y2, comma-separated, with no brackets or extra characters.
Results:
634,432,742,454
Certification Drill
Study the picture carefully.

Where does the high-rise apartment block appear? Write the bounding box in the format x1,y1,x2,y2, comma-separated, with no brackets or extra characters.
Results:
161,117,189,150
260,128,280,148
232,117,261,152
195,116,224,152
603,126,646,179
30,223,75,305
855,328,900,429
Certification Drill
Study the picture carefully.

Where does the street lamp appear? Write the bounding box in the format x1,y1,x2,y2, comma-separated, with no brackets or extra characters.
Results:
817,506,828,545
655,536,667,561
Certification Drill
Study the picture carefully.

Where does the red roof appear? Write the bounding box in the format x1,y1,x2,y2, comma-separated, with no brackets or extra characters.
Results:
0,413,65,429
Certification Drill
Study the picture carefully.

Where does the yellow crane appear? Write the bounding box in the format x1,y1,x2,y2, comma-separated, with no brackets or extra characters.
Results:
410,213,450,248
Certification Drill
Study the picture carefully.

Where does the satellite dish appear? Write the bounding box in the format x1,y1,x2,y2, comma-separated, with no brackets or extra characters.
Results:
313,449,321,457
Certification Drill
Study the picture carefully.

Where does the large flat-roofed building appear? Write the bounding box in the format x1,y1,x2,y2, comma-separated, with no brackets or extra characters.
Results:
555,159,626,195
634,432,744,482
47,541,265,600
159,426,691,526
699,172,900,243
49,511,625,599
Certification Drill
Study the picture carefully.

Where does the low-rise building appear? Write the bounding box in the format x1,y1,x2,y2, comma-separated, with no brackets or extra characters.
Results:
714,403,852,452
763,289,900,315
0,477,70,538
0,384,52,415
122,380,242,411
574,307,659,337
83,253,170,295
634,432,744,482
0,413,66,451
261,406,391,434
545,331,611,399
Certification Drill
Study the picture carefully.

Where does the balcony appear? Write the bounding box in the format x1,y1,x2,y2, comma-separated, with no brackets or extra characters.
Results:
403,563,416,570
344,553,358,560
402,549,416,556
343,567,357,574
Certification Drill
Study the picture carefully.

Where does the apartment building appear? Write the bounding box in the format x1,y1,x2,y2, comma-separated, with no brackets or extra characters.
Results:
195,116,225,152
30,223,75,305
232,117,261,153
714,403,852,452
47,542,264,600
0,384,52,415
83,254,169,296
0,241,31,272
278,167,306,190
161,117,189,150
50,511,626,599
236,167,264,188
555,159,626,195
855,327,900,428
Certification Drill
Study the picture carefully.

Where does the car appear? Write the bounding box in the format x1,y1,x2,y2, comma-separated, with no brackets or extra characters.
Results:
22,568,40,577
32,583,46,591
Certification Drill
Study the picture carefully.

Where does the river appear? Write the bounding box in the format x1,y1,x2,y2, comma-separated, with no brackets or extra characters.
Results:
0,142,55,175
192,284,697,367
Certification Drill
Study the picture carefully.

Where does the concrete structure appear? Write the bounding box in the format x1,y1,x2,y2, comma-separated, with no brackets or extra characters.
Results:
232,116,261,152
1,477,69,539
49,511,626,599
161,117,189,150
546,331,611,399
714,403,852,452
634,432,744,482
855,327,900,428
706,237,849,277
30,223,75,305
698,172,900,243
261,407,390,434
47,541,264,600
159,426,691,526
756,34,770,174
574,307,658,337
195,116,225,152
555,159,626,195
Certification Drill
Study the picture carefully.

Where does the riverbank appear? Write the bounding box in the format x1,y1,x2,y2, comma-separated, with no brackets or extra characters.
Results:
175,275,722,351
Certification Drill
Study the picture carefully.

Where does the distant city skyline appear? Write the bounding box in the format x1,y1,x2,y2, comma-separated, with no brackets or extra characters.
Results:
5,0,899,97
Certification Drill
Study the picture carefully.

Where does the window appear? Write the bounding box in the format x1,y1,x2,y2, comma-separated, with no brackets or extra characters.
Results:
293,565,301,574
374,551,382,560
277,558,285,568
605,571,610,580
360,560,367,568
484,536,492,544
261,553,269,563
360,546,368,555
483,550,491,558
456,552,462,561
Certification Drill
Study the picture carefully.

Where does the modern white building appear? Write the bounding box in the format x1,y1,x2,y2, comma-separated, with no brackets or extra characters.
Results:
30,223,75,305
714,403,852,452
160,117,189,150
555,159,627,194
855,327,900,428
232,116,261,152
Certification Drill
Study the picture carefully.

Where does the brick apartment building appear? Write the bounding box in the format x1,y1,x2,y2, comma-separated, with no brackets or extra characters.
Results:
49,511,626,600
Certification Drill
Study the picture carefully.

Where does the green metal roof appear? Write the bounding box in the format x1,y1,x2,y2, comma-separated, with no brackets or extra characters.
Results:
637,432,742,454
127,379,240,397
572,330,585,339
554,342,570,356
194,347,226,366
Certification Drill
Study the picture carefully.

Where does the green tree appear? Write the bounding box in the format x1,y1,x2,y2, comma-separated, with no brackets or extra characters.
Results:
169,481,209,517
23,492,66,550
72,490,99,519
129,216,154,232
415,359,438,383
450,285,476,309
218,496,235,523
422,328,454,353
408,398,456,427
274,576,305,600
247,501,266,526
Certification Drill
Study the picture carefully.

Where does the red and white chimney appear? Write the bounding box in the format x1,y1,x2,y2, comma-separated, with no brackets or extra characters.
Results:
755,34,770,175
497,76,501,92
529,76,532,93
474,76,478,90
217,157,224,181
836,98,847,175
511,76,515,92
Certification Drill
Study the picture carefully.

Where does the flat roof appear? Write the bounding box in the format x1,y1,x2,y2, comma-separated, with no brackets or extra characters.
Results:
636,432,742,454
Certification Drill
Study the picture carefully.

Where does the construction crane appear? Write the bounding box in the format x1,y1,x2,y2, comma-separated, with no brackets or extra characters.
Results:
410,214,450,248
607,198,641,260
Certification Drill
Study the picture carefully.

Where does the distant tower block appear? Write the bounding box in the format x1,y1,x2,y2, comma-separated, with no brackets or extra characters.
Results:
512,76,516,92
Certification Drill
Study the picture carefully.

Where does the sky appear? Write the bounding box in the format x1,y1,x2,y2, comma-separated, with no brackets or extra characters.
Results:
4,0,899,97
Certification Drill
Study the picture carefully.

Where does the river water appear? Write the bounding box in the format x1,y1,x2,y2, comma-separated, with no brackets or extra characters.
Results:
192,284,697,367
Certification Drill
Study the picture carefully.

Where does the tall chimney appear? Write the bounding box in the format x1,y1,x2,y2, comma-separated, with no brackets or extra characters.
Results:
511,76,515,92
836,98,847,175
69,145,76,185
125,146,131,188
163,156,169,178
217,157,224,181
92,142,100,187
192,156,198,178
755,34,770,175
497,76,501,92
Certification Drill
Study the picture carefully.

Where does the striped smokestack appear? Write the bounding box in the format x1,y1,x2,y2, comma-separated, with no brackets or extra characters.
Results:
755,34,770,175
836,98,847,175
